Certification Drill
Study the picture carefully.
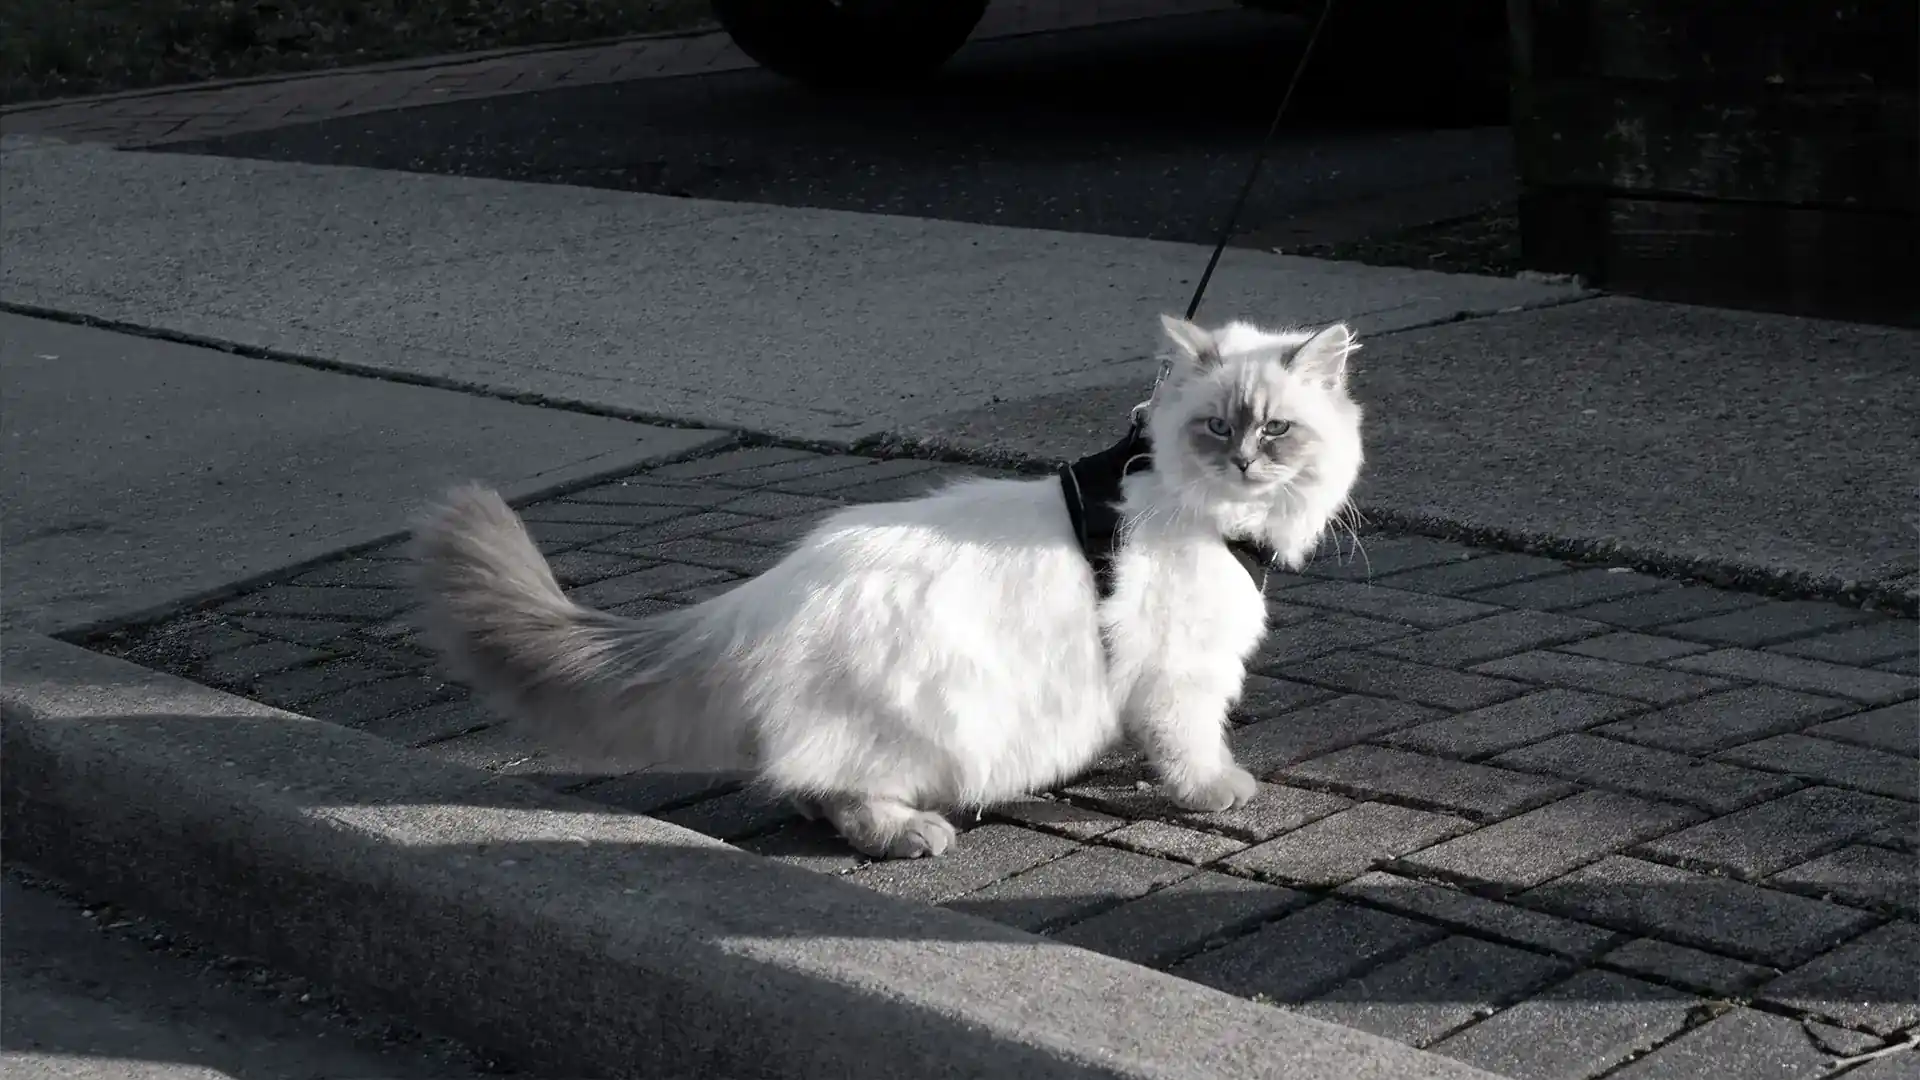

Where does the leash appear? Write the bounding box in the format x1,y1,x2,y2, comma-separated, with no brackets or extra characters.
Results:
1183,0,1338,322
1132,0,1337,430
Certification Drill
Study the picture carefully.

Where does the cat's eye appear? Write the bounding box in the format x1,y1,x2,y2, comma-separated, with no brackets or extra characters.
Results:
1205,417,1232,437
1262,419,1293,438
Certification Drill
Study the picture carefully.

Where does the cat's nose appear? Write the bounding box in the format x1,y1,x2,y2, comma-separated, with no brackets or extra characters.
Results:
1229,453,1252,473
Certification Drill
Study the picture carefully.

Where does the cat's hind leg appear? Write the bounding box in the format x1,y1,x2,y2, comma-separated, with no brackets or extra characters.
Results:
818,795,956,859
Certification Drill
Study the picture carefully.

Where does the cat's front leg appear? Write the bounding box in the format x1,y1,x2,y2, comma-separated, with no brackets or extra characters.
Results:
1124,675,1257,813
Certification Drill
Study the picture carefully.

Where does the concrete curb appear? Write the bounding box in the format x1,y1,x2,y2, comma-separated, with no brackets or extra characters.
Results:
1,633,1503,1080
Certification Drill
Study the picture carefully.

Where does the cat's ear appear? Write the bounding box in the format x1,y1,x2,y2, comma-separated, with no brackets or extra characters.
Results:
1158,314,1220,370
1290,322,1359,391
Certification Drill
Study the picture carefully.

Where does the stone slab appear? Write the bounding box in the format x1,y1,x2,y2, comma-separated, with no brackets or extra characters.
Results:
0,633,1506,1080
0,312,726,635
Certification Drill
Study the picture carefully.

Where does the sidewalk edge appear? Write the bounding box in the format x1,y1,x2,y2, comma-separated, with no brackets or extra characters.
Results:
0,633,1503,1080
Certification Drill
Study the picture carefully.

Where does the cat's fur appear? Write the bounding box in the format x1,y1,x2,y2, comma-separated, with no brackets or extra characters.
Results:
410,315,1365,858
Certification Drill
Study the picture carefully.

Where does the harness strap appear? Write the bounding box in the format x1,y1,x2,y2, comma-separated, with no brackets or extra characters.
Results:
1059,427,1275,600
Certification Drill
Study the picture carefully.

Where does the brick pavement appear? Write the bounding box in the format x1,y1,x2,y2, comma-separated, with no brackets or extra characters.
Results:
85,443,1919,1080
0,0,1238,149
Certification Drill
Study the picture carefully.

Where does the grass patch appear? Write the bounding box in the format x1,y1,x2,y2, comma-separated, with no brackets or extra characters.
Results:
1,0,714,105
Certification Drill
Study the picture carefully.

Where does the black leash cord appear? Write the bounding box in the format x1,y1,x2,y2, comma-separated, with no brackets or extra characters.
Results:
1184,0,1338,321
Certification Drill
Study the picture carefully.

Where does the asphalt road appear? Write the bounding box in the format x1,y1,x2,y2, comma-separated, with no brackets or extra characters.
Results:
167,9,1515,253
2,871,507,1080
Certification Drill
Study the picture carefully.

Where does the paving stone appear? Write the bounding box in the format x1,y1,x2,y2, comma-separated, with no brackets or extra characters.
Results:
1231,695,1442,775
1373,553,1572,597
1298,934,1576,1048
223,584,412,621
247,660,400,708
1379,689,1644,761
1769,845,1920,917
1300,535,1481,581
415,723,544,773
1607,1006,1880,1080
1338,871,1624,958
1474,650,1732,705
1595,686,1854,754
606,597,681,619
1172,899,1447,1004
1492,733,1802,815
1880,653,1920,676
945,846,1191,933
627,537,784,575
565,563,735,608
563,479,736,508
1230,674,1337,723
660,580,745,605
1252,613,1419,668
518,500,689,527
1279,580,1500,628
818,468,979,503
1718,735,1919,801
990,796,1126,840
1772,619,1918,667
1402,791,1701,894
1523,855,1878,967
1637,786,1913,880
1429,968,1702,1080
657,788,802,841
229,616,360,647
1050,870,1309,968
1288,651,1532,710
1807,705,1920,757
299,672,449,727
644,446,830,482
844,824,1077,905
523,520,627,552
287,559,412,589
1282,745,1577,821
1599,937,1779,998
1668,649,1917,705
766,457,946,496
1225,803,1472,887
705,513,832,547
196,639,330,684
584,511,765,551
545,549,642,587
1469,569,1675,611
358,697,495,747
1565,586,1768,630
1058,776,1353,842
1759,920,1920,1035
715,490,846,517
1562,632,1714,665
1101,820,1247,865
1663,600,1875,648
574,768,746,815
1838,1051,1920,1080
1862,817,1919,854
1370,611,1608,667
738,820,867,876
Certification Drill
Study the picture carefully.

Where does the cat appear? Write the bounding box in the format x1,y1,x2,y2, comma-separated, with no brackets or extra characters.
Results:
410,314,1365,859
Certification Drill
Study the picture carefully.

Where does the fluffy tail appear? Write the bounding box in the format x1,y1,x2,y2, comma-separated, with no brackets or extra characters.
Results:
408,484,748,767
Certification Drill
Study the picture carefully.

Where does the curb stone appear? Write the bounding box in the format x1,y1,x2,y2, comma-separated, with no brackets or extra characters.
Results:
1,633,1506,1080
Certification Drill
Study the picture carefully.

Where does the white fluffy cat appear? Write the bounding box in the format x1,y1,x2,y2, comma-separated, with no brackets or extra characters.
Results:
410,315,1365,858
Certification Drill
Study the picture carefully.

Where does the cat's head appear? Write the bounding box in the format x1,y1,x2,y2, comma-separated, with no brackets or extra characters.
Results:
1144,314,1365,506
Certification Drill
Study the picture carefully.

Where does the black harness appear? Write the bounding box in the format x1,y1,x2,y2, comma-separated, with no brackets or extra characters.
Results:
1058,425,1277,599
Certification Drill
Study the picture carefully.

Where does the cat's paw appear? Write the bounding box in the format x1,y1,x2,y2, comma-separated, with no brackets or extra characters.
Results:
882,810,957,859
1168,765,1258,814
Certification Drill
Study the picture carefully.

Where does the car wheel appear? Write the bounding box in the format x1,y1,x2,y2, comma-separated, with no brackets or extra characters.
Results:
713,0,991,90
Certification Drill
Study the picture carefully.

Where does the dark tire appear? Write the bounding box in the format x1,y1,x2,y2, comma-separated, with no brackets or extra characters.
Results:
713,0,991,90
